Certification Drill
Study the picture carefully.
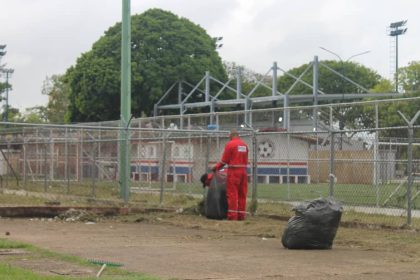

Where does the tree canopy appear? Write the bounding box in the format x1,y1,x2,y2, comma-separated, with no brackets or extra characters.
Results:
277,60,381,95
42,75,70,123
65,8,226,122
398,61,420,93
276,60,383,129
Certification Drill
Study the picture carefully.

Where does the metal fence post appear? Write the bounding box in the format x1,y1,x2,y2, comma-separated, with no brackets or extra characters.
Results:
44,142,48,192
23,137,27,187
374,103,379,207
92,141,97,198
407,126,413,225
398,110,420,226
287,132,291,200
159,131,167,205
50,129,54,181
329,130,335,197
80,129,83,182
312,56,319,131
204,134,210,173
65,128,70,194
5,143,9,189
251,130,258,215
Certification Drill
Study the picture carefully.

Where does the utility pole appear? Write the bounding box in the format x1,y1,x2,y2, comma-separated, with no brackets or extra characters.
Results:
120,0,131,204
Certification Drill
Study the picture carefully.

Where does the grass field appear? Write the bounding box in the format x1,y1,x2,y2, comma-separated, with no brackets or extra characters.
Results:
4,176,420,208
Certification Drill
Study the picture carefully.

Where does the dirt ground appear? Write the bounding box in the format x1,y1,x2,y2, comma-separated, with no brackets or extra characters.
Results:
2,213,420,280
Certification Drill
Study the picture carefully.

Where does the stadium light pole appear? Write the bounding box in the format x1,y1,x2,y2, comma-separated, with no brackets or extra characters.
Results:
388,20,407,93
120,0,131,204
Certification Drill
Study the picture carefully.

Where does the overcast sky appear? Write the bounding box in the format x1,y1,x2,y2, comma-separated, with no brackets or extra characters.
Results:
0,0,418,110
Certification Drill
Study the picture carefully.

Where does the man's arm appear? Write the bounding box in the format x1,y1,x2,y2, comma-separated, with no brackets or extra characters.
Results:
212,142,231,171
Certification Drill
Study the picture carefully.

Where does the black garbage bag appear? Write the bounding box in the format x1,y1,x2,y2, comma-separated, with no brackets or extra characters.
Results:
204,171,228,220
281,198,343,249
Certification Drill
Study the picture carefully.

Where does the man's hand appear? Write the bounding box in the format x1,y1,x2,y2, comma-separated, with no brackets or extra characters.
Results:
211,165,217,172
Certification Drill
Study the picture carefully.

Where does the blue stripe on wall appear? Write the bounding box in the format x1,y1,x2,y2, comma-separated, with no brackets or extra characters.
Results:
169,166,190,174
133,165,191,175
257,167,307,175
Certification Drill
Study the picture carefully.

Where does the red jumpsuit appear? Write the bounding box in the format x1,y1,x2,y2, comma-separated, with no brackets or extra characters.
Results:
215,136,248,220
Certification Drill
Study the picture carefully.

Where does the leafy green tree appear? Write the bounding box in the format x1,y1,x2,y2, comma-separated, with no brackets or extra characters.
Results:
5,107,20,122
0,82,7,96
66,8,226,122
0,56,6,95
223,61,272,98
0,77,11,102
361,64,420,135
371,78,394,93
5,106,47,123
277,60,382,129
278,60,381,96
398,61,420,92
20,106,48,123
42,75,70,123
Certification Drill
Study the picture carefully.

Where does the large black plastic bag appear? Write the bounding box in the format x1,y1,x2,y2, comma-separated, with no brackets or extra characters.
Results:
204,172,228,220
282,198,343,249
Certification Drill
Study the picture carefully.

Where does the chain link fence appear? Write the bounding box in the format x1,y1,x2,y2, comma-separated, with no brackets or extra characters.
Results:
0,98,419,228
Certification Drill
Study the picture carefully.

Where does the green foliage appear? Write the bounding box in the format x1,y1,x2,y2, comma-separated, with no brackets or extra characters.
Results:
278,60,382,129
398,61,420,92
0,82,7,96
278,60,381,95
371,78,394,93
223,61,272,98
66,8,226,122
42,75,70,123
21,106,48,123
377,91,420,136
3,107,20,122
0,63,7,97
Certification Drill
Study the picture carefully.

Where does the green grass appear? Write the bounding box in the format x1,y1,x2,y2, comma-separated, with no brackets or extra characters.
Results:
173,181,420,208
0,239,159,280
0,263,69,280
4,177,420,210
0,239,29,249
0,264,159,280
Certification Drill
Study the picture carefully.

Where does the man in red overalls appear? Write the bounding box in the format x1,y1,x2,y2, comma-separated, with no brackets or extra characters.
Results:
212,129,249,221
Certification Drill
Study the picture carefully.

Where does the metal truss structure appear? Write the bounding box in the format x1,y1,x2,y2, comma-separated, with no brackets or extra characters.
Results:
154,56,400,129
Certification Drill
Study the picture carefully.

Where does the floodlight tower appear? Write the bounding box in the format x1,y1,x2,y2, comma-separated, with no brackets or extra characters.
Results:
388,20,407,93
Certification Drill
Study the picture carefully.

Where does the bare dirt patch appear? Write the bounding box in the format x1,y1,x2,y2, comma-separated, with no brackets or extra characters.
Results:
2,213,420,280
